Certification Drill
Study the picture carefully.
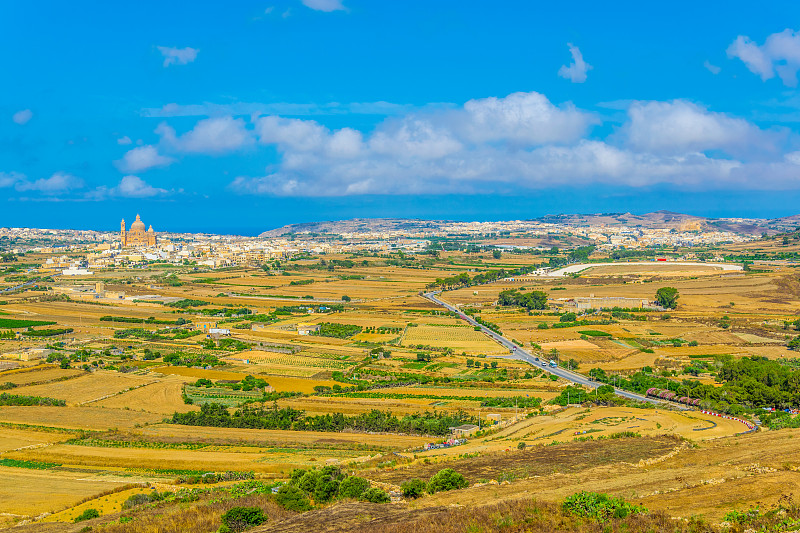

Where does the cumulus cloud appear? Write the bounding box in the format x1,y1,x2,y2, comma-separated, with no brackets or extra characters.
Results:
157,46,199,67
224,90,798,197
558,43,592,83
115,145,174,173
460,91,597,144
117,136,132,145
112,175,169,198
12,109,33,125
621,100,782,157
727,29,800,86
301,0,346,12
158,116,253,153
15,172,85,194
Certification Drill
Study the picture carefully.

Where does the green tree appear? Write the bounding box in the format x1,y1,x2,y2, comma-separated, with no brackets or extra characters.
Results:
341,295,351,302
361,487,390,503
275,484,311,512
59,358,70,369
492,249,502,259
220,507,267,532
655,287,679,309
338,476,369,499
400,478,427,499
427,468,468,494
560,312,577,323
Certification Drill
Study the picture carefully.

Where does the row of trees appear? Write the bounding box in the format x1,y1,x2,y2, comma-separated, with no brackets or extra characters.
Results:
589,356,800,412
0,393,66,406
170,403,477,436
427,266,537,290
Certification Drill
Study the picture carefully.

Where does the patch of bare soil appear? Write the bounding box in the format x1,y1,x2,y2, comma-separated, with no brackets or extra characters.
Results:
368,436,679,485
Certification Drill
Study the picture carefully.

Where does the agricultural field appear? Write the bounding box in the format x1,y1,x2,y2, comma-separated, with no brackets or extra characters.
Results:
401,324,506,354
1,236,800,531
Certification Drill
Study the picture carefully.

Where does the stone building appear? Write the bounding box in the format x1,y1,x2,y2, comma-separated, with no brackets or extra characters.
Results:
120,214,156,248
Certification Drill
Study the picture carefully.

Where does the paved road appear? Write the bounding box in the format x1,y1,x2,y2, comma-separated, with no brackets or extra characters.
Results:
423,291,663,405
0,279,38,294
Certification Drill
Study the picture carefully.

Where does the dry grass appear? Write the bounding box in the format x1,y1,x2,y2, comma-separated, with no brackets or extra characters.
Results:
94,378,197,414
0,367,83,386
12,371,156,405
0,406,161,430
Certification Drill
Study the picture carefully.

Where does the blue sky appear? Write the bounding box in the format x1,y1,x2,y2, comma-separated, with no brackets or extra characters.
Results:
3,1,800,234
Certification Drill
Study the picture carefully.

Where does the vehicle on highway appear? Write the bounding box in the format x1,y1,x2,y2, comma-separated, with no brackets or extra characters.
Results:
549,360,557,367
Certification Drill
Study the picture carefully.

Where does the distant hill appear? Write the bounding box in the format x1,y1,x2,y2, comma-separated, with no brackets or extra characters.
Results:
259,212,800,238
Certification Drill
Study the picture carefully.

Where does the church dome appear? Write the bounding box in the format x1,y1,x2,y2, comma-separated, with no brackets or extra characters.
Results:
130,214,146,232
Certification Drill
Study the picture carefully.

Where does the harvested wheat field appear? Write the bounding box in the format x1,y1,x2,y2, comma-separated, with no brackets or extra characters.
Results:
0,467,130,517
0,406,162,430
11,372,157,405
0,427,71,452
94,378,196,414
0,367,83,386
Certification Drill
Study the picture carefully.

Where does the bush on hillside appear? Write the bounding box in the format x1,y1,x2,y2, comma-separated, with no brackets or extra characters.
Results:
427,469,468,494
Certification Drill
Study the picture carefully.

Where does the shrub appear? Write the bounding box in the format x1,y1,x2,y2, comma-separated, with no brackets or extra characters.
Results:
400,478,427,499
361,487,390,503
275,484,311,512
338,476,369,499
74,508,100,522
123,493,151,508
220,506,267,532
313,476,340,503
562,491,646,520
427,469,468,494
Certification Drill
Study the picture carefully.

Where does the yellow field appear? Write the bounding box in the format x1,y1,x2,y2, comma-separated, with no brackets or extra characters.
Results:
402,324,505,354
151,365,337,393
11,371,156,405
0,468,128,516
0,406,162,430
94,378,196,414
0,367,83,385
0,427,71,452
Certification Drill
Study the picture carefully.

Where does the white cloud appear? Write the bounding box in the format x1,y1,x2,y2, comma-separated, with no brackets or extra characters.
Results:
15,172,85,194
460,91,597,144
558,43,592,83
0,171,25,188
621,100,781,157
112,175,169,198
117,136,132,145
703,60,721,75
301,0,346,12
225,90,798,197
158,116,253,153
157,46,199,67
727,29,800,86
115,145,174,173
12,109,33,125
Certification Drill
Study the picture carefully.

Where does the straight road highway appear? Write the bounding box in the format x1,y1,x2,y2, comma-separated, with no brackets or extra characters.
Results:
423,291,663,406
